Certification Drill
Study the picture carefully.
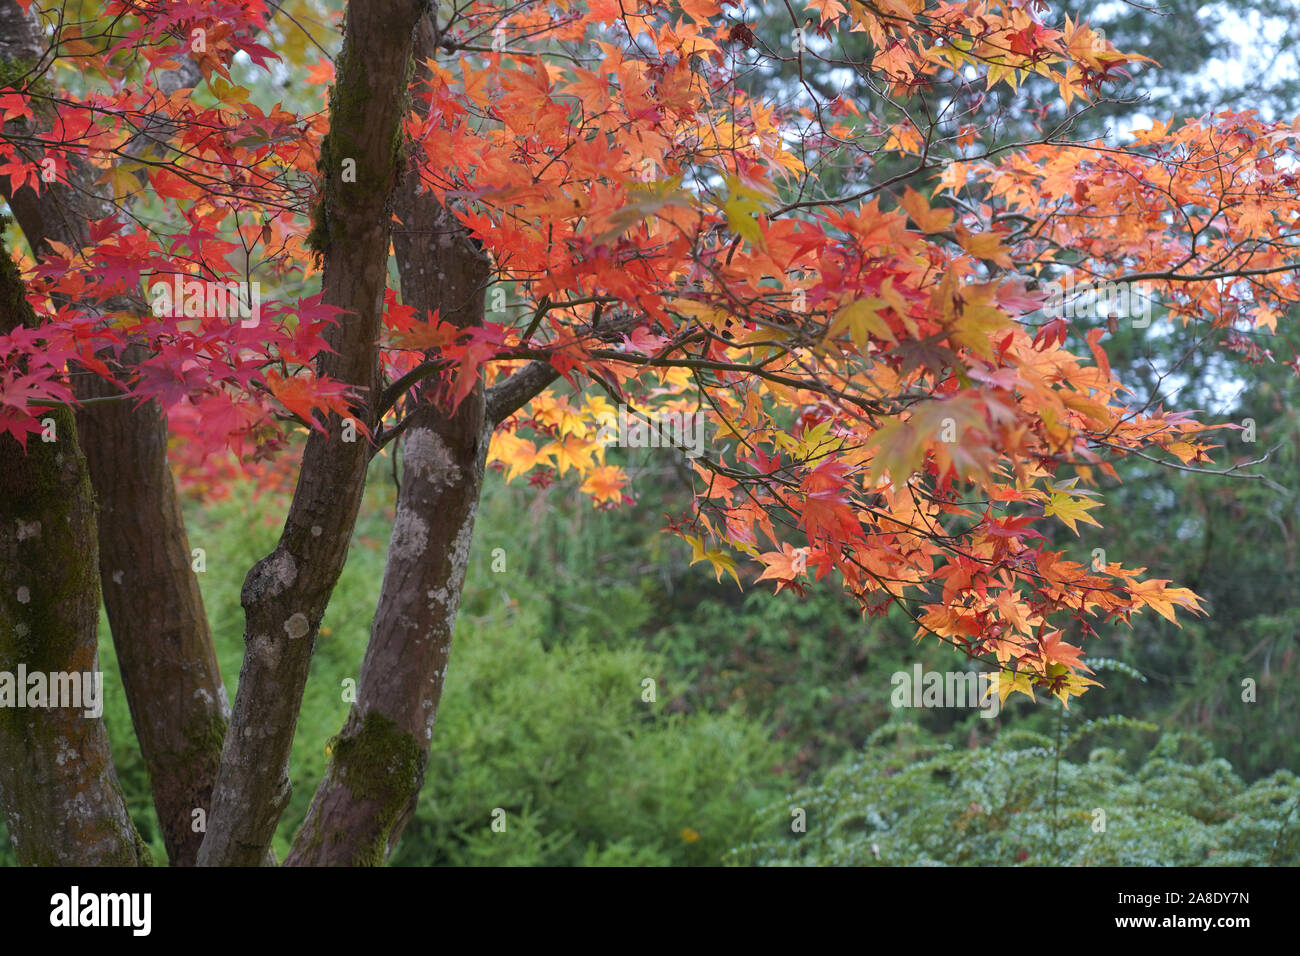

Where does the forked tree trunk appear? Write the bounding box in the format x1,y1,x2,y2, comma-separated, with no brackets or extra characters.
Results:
286,14,561,864
197,0,426,867
286,202,491,863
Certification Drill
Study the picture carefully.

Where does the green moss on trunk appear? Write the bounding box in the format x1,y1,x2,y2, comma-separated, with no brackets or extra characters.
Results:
328,711,424,865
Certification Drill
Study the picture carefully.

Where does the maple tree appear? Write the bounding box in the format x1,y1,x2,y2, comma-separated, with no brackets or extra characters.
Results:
0,0,1295,866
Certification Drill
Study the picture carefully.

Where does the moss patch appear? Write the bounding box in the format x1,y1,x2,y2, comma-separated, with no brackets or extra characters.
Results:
329,710,424,865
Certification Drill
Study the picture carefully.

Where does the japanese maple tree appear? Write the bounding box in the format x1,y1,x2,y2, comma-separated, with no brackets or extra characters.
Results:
0,0,1294,865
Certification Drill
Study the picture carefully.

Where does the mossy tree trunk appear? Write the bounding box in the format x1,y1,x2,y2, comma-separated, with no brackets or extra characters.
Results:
285,14,560,865
73,359,231,865
0,0,230,866
196,0,427,867
286,188,491,863
0,236,150,866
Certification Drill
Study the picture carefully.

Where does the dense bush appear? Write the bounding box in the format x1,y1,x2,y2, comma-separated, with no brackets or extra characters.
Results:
730,722,1300,866
390,625,786,865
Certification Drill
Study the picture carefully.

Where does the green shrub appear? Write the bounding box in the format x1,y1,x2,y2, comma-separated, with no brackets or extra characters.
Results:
391,624,787,865
730,722,1300,866
5,450,1296,868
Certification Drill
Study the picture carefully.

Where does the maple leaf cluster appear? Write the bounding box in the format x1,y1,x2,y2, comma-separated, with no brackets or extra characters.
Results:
3,0,1295,704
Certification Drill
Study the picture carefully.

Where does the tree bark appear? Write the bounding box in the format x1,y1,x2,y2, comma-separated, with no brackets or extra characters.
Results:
285,13,565,864
197,0,425,867
285,204,491,862
0,0,229,865
75,366,232,865
0,236,150,866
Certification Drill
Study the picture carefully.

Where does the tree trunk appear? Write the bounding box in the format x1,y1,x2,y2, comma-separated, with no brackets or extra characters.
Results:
197,0,425,867
284,397,490,865
285,14,563,864
286,18,491,864
0,0,229,865
0,236,150,866
75,365,231,865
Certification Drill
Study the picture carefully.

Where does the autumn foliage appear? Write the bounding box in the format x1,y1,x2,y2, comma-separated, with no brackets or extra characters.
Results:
4,0,1297,726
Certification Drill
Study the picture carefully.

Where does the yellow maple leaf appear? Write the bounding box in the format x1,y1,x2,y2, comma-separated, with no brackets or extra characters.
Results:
1043,490,1103,535
684,534,742,588
829,297,895,352
956,227,1014,267
543,433,597,477
991,669,1037,704
488,431,549,483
